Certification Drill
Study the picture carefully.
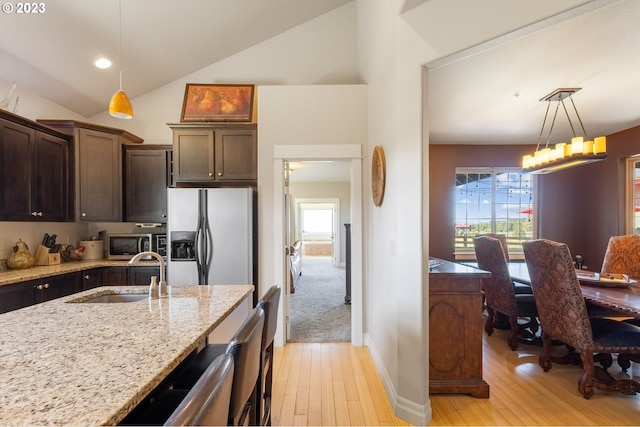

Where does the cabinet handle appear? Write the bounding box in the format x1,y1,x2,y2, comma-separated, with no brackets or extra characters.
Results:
208,173,213,177
35,284,43,290
217,172,223,176
31,211,43,216
43,283,49,289
81,212,87,217
84,275,90,280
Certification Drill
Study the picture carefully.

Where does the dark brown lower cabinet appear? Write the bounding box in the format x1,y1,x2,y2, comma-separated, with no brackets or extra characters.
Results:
33,273,82,304
1,272,82,313
429,258,490,398
0,266,162,314
128,266,162,286
101,266,161,286
82,268,104,290
0,281,36,314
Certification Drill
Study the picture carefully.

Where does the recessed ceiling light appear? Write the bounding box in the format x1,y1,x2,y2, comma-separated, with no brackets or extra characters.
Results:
94,57,112,69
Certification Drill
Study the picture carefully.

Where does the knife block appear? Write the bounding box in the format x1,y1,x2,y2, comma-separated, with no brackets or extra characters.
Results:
34,245,61,266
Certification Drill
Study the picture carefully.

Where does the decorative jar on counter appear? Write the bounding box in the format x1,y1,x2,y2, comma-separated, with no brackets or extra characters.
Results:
7,239,35,269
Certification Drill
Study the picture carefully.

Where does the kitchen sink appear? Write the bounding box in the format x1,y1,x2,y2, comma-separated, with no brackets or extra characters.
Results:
68,292,148,304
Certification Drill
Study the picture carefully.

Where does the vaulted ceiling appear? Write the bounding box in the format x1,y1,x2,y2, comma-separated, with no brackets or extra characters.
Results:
1,0,638,151
0,0,352,117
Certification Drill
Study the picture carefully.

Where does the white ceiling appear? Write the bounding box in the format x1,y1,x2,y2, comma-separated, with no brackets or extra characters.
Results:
1,0,639,165
287,161,351,183
426,0,640,145
0,0,352,117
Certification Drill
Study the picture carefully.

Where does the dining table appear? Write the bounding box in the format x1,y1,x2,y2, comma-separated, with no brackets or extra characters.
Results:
504,262,640,318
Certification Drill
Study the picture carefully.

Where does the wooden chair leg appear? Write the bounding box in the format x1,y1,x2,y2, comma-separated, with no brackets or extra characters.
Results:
507,315,519,350
617,353,640,372
578,351,596,399
484,307,495,336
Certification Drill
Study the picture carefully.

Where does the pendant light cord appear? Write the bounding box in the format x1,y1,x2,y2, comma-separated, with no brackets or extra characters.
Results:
118,0,123,91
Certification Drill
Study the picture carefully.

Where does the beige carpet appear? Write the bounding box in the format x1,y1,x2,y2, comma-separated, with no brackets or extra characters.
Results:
289,256,351,342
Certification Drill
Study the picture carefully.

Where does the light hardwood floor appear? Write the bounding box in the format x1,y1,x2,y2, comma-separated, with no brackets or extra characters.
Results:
273,333,640,426
272,342,411,426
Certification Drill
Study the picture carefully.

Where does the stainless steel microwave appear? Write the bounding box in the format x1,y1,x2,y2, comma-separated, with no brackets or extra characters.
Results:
107,233,166,260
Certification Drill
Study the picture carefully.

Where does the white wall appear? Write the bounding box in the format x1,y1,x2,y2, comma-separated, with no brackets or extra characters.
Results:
356,1,595,424
87,2,360,145
257,84,367,347
357,0,428,423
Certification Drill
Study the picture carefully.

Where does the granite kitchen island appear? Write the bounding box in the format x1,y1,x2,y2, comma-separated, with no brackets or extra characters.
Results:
0,284,253,426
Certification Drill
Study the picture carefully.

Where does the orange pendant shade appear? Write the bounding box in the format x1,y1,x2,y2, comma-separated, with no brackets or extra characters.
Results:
109,90,133,119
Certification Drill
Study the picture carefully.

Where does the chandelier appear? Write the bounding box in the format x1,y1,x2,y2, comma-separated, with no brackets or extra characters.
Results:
522,88,606,174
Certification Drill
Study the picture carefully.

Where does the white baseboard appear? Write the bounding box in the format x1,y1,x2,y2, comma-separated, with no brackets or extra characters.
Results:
364,333,432,426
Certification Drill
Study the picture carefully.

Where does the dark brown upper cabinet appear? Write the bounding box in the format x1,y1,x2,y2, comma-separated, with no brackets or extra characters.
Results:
169,122,256,186
123,144,172,223
0,110,71,221
37,119,143,221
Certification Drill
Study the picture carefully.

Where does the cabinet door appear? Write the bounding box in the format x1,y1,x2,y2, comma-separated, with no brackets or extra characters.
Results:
129,266,162,286
102,267,128,286
0,118,35,220
35,132,69,221
173,129,215,183
41,273,82,302
78,128,121,221
214,129,257,181
82,268,104,290
0,281,35,314
124,147,170,222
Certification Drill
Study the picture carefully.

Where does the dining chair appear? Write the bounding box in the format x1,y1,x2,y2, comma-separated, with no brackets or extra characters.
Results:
477,234,533,300
598,234,640,370
255,285,281,426
121,353,235,426
173,307,265,426
600,234,640,279
473,236,539,350
478,233,510,262
523,238,640,398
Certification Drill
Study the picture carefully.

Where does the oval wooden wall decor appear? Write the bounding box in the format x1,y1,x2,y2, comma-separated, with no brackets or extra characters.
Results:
371,145,386,207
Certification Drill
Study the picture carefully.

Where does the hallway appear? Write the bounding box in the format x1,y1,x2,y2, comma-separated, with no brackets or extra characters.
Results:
289,256,350,342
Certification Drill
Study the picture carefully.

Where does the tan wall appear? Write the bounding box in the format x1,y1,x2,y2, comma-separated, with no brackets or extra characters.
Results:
429,125,640,269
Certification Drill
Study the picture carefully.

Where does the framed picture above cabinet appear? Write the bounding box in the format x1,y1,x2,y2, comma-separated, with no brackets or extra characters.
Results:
180,83,254,122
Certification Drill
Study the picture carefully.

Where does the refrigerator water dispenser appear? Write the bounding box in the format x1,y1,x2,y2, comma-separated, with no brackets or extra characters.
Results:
171,231,196,261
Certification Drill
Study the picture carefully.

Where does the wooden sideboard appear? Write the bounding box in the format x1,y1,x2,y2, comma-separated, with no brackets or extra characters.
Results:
428,258,490,398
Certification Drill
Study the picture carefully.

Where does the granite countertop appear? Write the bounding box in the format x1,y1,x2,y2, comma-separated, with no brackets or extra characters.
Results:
0,259,160,287
0,284,254,426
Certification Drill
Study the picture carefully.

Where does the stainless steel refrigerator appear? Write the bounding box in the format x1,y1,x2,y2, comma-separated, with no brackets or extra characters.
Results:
167,187,256,297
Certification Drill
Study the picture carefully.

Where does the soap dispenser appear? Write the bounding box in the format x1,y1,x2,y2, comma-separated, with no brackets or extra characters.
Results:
149,275,159,299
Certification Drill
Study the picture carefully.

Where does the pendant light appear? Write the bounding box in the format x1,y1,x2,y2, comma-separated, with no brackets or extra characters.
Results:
109,0,133,119
522,88,606,174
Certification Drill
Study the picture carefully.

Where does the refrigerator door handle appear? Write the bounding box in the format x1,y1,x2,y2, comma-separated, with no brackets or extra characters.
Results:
201,206,213,285
194,189,206,284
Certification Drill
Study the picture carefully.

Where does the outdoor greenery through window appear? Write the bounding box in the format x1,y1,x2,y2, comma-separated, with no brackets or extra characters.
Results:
455,168,534,257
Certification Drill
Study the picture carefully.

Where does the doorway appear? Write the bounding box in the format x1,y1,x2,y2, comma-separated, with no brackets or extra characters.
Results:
289,186,350,342
273,144,363,347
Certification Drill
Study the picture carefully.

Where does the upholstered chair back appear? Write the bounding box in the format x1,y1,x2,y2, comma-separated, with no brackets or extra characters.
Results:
601,234,640,280
523,239,594,349
474,236,518,316
478,233,510,262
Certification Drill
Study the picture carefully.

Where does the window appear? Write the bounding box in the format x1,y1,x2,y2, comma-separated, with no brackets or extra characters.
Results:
300,204,333,238
625,157,640,235
454,168,535,259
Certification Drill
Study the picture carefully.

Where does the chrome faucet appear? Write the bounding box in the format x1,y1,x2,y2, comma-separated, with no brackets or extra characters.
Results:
128,251,168,298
